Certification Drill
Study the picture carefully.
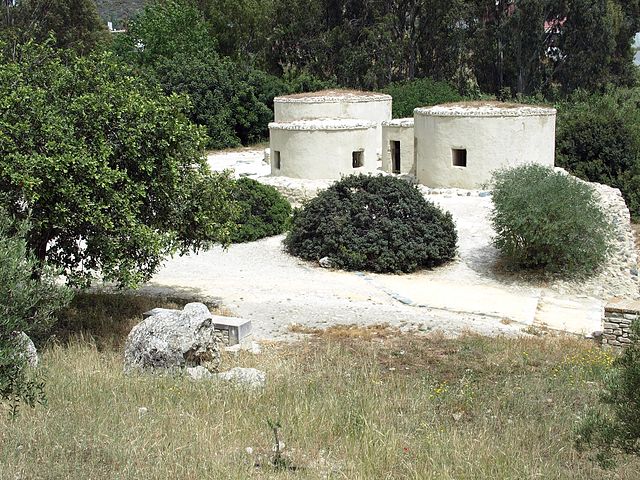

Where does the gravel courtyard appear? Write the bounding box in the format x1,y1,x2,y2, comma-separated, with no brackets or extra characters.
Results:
140,149,639,341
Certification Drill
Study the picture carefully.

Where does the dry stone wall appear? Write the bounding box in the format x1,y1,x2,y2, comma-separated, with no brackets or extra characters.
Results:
602,299,640,348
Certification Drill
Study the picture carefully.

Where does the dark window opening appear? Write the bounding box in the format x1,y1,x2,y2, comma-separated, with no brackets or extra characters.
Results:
391,141,401,174
452,148,467,167
352,150,364,168
273,150,281,169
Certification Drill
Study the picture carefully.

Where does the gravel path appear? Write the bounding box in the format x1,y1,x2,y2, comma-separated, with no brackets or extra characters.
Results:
139,149,639,341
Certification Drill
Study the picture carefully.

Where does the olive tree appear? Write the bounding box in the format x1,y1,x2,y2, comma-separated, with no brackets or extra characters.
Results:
0,42,238,287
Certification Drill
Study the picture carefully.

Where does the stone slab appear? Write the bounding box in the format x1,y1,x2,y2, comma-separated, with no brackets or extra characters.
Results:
371,277,540,325
534,295,604,336
142,307,180,319
605,297,640,314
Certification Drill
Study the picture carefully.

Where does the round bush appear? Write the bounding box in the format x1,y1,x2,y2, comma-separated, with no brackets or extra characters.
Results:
490,164,612,274
284,175,457,273
382,78,462,118
230,178,292,243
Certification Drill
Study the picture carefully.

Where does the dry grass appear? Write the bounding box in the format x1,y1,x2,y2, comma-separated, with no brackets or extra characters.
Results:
1,294,638,478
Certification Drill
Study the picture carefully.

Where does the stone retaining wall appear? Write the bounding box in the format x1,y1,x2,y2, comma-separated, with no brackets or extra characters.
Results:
603,299,640,347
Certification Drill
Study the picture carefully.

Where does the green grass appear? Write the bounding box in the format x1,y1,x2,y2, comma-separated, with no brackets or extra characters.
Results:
0,295,638,478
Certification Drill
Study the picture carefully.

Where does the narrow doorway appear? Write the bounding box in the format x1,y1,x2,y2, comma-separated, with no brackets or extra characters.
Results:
390,141,401,174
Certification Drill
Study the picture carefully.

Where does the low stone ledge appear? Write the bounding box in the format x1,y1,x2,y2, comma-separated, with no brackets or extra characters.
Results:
602,298,640,348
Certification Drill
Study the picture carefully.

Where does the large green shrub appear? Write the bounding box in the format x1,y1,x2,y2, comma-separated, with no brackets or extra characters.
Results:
230,178,292,243
576,320,640,468
284,175,457,273
382,78,463,118
556,88,640,219
0,213,71,414
490,164,611,274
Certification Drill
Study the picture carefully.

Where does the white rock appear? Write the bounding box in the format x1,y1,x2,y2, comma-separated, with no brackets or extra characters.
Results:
319,257,333,268
124,303,222,373
217,367,266,389
186,365,214,380
15,332,38,367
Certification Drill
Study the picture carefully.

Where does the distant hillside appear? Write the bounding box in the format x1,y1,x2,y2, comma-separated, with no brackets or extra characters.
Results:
94,0,147,29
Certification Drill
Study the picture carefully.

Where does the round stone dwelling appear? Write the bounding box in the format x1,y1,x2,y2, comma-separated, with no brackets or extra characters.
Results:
269,119,378,179
414,102,557,189
273,89,392,134
269,89,392,179
381,118,415,175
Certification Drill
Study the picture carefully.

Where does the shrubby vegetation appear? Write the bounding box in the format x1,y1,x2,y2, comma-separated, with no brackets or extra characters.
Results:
230,178,291,243
285,175,457,273
0,213,71,414
556,88,640,220
0,42,237,288
490,164,611,275
382,78,463,118
576,320,640,468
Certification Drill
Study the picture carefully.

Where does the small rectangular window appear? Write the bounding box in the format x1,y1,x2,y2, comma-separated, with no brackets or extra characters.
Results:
391,141,401,174
273,150,281,170
452,148,467,167
352,150,364,168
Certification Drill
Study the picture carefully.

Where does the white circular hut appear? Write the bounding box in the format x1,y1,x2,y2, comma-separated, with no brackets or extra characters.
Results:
269,119,378,180
381,118,415,175
274,90,391,153
414,102,557,189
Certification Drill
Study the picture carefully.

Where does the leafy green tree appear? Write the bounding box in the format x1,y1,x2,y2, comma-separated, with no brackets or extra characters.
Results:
114,0,277,148
0,212,71,415
1,0,108,55
193,0,273,66
576,320,640,468
0,42,237,288
382,78,463,118
556,88,640,219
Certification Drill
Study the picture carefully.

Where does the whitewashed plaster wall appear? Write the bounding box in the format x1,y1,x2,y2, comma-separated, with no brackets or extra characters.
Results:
381,119,415,175
274,91,392,155
269,119,378,180
414,104,556,189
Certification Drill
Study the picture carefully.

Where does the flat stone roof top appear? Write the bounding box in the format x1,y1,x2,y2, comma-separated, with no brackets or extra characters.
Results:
415,101,556,117
275,89,392,104
268,118,377,131
382,118,414,128
606,297,640,314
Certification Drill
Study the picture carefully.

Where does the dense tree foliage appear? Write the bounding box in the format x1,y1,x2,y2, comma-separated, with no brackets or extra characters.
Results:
285,175,457,273
1,0,108,54
382,78,463,118
95,0,146,30
230,178,291,243
0,212,71,414
0,42,238,287
490,164,611,275
556,88,640,219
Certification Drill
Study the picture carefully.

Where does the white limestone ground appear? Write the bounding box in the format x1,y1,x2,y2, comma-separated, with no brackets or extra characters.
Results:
141,149,639,341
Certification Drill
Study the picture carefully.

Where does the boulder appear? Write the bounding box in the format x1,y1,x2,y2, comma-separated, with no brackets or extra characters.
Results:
124,303,222,373
217,367,266,389
16,332,38,367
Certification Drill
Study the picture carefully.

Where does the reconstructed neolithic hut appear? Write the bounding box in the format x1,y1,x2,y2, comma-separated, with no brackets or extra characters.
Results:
268,92,557,187
269,90,392,179
381,118,415,175
414,102,557,189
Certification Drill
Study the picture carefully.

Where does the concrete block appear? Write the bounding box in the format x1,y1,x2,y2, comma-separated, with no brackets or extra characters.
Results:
212,316,252,346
